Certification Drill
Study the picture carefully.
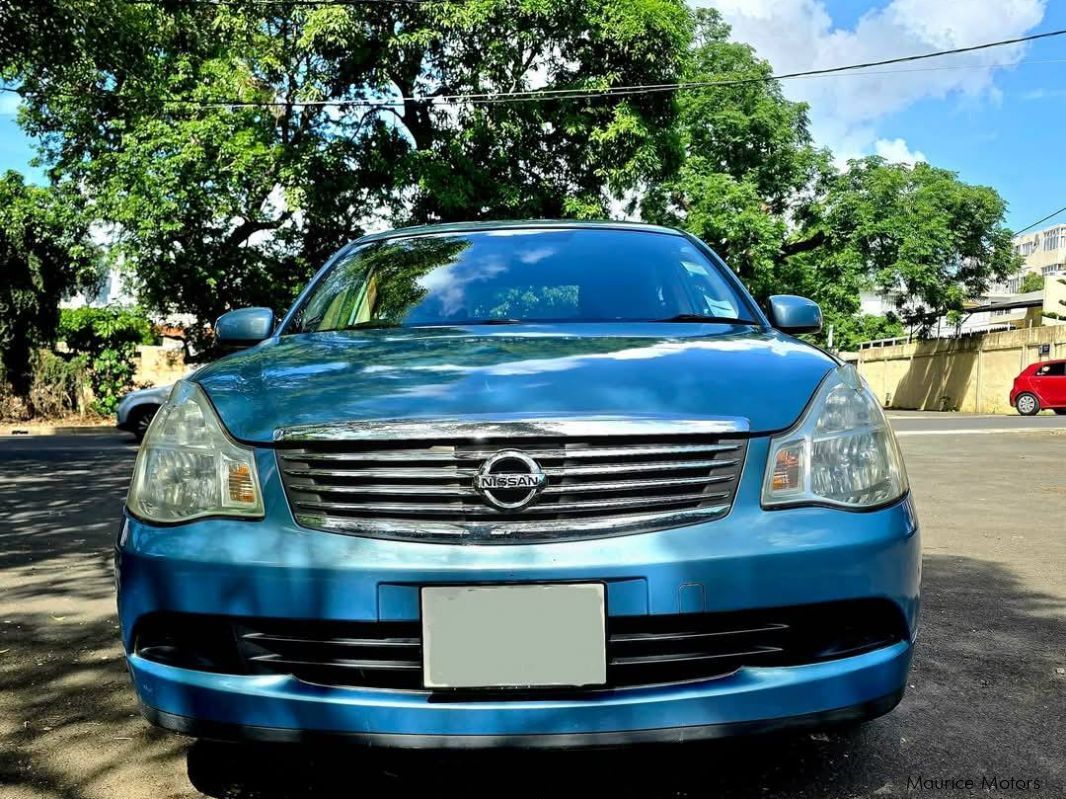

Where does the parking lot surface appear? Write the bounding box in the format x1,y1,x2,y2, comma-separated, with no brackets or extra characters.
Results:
1,423,1063,798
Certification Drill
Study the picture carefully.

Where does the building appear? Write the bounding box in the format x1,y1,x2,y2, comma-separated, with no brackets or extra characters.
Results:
61,265,135,309
1005,223,1066,292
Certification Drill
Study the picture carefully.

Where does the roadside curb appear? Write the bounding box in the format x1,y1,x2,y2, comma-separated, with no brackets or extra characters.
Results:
1,424,117,438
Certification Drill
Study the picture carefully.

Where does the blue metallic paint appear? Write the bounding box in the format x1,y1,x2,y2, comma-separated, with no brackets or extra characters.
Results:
768,295,824,334
193,325,838,443
129,643,911,738
214,307,275,345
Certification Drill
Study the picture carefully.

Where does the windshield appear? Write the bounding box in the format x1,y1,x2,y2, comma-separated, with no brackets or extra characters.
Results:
285,228,756,333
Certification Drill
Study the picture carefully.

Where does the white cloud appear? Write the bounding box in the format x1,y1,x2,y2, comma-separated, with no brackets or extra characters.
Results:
696,0,1046,158
874,137,926,165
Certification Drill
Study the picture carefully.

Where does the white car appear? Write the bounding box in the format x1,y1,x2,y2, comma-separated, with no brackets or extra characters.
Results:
115,384,173,441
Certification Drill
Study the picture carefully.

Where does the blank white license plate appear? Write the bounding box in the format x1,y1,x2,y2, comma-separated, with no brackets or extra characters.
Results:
421,584,606,689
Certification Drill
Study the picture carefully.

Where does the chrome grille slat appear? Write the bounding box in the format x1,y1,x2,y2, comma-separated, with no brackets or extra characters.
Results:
282,459,736,480
278,442,740,463
285,473,733,498
288,483,475,497
545,474,733,494
545,459,737,477
276,422,748,542
294,490,730,516
284,467,472,480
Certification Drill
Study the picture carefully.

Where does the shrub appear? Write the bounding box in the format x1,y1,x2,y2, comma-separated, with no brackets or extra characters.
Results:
28,349,90,418
58,307,155,414
0,382,29,421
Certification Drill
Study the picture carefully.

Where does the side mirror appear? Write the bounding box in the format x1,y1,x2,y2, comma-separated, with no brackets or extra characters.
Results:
768,295,823,334
215,307,275,347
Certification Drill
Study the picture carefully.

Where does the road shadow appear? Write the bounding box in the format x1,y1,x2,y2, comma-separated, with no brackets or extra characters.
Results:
183,554,1066,799
2,434,1062,798
0,436,190,798
0,436,136,570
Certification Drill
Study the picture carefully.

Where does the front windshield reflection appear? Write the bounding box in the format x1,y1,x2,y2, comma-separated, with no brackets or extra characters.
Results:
287,229,751,332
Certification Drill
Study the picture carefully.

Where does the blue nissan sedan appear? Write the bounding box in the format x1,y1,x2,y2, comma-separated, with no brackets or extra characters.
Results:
117,221,919,748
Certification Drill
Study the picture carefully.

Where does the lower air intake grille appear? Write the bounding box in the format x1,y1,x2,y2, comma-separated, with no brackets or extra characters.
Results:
237,618,423,690
133,600,907,693
275,420,748,542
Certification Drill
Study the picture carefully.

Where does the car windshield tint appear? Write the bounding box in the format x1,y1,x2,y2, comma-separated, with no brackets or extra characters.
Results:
285,228,754,332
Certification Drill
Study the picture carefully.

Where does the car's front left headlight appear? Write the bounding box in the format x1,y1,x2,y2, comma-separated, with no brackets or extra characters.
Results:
127,380,264,523
762,364,908,509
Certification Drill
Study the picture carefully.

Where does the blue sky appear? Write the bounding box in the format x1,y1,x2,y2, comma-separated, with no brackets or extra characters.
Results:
2,0,1064,232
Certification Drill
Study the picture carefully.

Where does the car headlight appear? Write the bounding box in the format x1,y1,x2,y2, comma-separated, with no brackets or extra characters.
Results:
762,364,908,509
127,380,264,523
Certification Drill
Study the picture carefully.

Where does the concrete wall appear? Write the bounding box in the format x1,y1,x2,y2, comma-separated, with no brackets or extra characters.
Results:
131,345,186,388
855,326,1066,413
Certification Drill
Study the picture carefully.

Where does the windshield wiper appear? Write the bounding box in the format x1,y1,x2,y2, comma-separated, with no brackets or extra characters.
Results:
417,318,525,327
321,321,401,331
651,313,758,325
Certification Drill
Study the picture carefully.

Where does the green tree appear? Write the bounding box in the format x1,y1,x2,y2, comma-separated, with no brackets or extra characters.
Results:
644,10,1016,340
796,157,1020,332
58,307,156,413
640,9,839,308
830,313,905,352
1019,272,1044,293
4,1,1020,349
0,172,97,396
8,0,692,348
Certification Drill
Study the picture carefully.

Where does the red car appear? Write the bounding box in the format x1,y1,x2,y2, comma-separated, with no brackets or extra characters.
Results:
1011,359,1066,415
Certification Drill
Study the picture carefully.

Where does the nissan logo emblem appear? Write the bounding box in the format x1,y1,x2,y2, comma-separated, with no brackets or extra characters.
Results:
474,450,548,510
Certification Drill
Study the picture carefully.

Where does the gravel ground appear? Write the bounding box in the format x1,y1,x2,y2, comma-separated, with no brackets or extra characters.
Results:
0,428,1063,798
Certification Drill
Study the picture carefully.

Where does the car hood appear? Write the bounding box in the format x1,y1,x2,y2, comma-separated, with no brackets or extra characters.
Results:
193,324,836,443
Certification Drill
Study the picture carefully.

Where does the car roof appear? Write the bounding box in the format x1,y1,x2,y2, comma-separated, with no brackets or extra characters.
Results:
355,219,684,244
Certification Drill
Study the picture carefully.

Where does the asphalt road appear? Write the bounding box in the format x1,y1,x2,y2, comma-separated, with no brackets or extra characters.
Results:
1,420,1064,798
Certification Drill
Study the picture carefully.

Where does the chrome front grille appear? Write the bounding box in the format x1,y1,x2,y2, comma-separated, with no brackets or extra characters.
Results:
275,419,749,542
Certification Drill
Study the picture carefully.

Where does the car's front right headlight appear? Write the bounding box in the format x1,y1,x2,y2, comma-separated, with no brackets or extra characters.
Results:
762,364,908,509
127,380,264,523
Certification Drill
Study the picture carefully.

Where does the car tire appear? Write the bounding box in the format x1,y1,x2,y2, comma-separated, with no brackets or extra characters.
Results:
130,405,159,441
1015,393,1040,416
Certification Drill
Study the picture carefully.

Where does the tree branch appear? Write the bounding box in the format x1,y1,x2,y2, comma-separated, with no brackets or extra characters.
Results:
781,230,826,257
223,211,293,250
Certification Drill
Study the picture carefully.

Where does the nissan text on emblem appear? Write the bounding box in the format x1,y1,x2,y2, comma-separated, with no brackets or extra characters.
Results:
474,450,548,510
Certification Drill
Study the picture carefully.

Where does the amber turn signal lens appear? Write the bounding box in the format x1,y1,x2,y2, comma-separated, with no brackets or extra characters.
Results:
227,462,257,505
771,448,802,492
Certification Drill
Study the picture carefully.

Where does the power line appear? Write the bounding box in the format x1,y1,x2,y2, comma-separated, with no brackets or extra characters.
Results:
5,55,1066,107
3,28,1066,113
161,29,1066,110
147,26,1066,109
1013,205,1066,236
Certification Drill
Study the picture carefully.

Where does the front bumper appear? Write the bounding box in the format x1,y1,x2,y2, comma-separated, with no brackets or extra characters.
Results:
138,679,907,749
117,438,921,745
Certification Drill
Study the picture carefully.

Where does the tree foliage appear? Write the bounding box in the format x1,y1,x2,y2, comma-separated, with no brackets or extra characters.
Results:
1019,272,1044,293
59,306,156,413
0,172,97,395
8,0,690,348
2,2,1022,356
641,10,831,302
800,157,1019,332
